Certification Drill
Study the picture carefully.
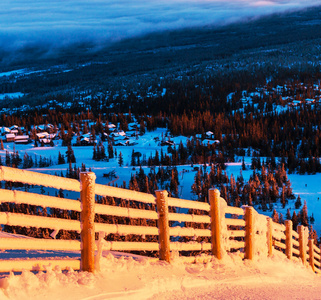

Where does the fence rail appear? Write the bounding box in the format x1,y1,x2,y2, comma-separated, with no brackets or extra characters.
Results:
0,166,320,274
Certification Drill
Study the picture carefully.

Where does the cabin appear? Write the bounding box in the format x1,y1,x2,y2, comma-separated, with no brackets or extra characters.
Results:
5,133,15,142
14,135,30,144
202,139,220,146
206,131,215,139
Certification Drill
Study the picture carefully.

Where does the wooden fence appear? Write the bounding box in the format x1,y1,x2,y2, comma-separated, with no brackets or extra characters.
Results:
0,166,319,274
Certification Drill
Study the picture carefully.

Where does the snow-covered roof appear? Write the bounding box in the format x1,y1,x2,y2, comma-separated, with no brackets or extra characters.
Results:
202,139,220,145
6,133,15,138
15,135,29,140
36,132,49,138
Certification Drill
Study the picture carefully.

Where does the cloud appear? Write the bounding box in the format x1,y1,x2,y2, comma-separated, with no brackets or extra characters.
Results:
0,0,319,64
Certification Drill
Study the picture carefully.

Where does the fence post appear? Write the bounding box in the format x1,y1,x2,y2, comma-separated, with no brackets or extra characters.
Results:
209,188,223,259
267,217,273,257
298,225,306,265
244,206,255,260
285,220,293,260
155,190,170,263
309,239,315,272
80,172,96,272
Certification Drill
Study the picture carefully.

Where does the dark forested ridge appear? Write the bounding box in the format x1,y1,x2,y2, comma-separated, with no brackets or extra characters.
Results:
1,5,321,104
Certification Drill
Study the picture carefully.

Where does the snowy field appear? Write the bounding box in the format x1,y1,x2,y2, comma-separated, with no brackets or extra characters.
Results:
0,93,24,100
1,249,321,300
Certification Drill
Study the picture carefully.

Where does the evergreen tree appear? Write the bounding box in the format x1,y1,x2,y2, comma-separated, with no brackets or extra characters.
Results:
66,145,76,163
286,208,291,221
58,151,65,164
118,152,123,167
300,200,309,227
295,195,302,209
108,142,114,159
272,209,279,223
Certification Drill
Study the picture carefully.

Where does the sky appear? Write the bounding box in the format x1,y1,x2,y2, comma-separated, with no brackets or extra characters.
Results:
0,0,320,62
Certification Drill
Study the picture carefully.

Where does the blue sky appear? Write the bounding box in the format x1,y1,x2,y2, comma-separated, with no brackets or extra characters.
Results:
0,0,319,57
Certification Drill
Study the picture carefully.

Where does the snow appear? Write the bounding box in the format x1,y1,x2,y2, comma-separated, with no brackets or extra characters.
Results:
1,250,321,300
0,93,24,100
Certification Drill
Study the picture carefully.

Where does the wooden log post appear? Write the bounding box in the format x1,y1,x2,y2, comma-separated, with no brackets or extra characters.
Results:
209,188,223,259
155,190,170,263
267,217,273,257
245,206,255,260
298,225,307,265
285,220,293,260
80,172,96,273
309,239,315,272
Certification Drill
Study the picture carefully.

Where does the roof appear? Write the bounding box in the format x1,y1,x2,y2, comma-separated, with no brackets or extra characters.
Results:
15,135,29,140
202,139,220,145
36,132,49,138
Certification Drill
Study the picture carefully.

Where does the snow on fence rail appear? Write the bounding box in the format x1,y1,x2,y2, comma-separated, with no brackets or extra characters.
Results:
0,166,320,274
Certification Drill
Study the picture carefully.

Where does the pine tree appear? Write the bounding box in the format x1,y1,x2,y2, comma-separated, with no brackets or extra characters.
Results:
242,157,246,170
108,142,114,159
300,200,309,227
279,213,284,224
92,145,97,160
286,208,291,221
131,150,136,166
118,152,123,167
272,209,279,223
170,169,179,197
5,151,10,166
66,145,76,163
58,151,65,164
295,195,302,209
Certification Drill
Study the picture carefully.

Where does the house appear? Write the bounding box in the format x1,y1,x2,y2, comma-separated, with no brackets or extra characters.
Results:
206,131,215,139
114,142,126,146
291,100,302,107
14,135,30,144
107,124,116,130
79,133,95,146
111,131,127,139
202,139,220,146
10,125,19,131
36,132,50,139
36,125,46,131
39,138,54,146
160,140,175,146
0,127,11,135
5,133,15,142
128,122,138,131
305,99,315,104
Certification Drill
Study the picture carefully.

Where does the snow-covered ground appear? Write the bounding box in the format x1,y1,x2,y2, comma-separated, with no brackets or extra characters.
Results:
0,93,24,100
0,250,320,300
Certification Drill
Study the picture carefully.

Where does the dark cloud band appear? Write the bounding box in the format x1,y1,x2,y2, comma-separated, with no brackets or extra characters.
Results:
0,0,319,63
